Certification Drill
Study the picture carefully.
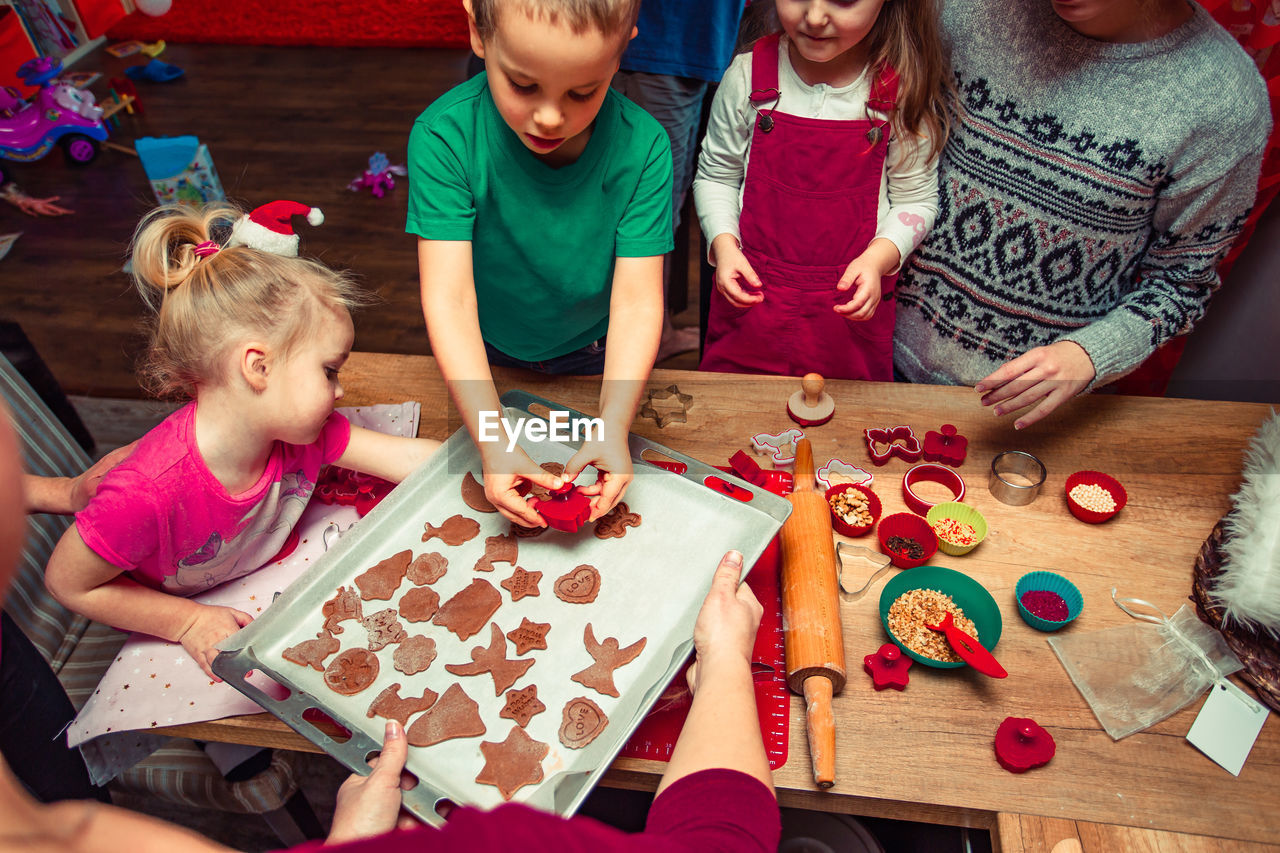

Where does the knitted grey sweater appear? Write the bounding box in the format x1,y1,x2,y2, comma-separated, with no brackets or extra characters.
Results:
894,0,1271,388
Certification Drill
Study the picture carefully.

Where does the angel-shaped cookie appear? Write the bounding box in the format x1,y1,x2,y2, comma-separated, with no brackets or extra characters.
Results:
570,623,647,698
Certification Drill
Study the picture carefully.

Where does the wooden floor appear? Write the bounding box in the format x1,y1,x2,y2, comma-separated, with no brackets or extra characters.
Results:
1,42,701,399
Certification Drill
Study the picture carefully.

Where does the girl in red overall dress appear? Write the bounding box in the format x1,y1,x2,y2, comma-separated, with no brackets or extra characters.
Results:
693,0,951,381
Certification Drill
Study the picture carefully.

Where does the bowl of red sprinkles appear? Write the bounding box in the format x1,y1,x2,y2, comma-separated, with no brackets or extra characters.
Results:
876,512,939,569
1015,571,1083,631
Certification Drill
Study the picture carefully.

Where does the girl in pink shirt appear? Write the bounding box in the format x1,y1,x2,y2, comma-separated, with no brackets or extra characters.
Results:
44,202,441,679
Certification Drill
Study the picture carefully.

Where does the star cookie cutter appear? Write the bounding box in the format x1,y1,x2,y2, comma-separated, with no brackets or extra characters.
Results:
816,458,874,491
864,425,923,466
751,428,803,467
638,384,693,428
864,642,912,691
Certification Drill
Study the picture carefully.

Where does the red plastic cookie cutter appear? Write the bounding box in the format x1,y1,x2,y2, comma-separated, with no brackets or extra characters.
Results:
530,487,592,532
864,642,911,690
902,463,965,516
994,717,1056,773
923,424,968,467
864,426,923,466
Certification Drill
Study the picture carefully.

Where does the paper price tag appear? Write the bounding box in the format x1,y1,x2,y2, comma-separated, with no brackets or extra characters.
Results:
1185,679,1270,776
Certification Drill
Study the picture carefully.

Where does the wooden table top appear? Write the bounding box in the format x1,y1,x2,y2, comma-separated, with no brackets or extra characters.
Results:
158,352,1279,850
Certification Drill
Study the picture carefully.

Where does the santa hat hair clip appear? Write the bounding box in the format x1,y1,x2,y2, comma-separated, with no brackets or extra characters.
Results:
227,199,324,257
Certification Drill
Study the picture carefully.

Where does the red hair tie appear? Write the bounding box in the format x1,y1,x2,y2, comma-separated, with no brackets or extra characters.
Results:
192,240,220,259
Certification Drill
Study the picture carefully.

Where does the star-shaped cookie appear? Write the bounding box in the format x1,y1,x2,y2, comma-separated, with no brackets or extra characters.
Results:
475,726,548,801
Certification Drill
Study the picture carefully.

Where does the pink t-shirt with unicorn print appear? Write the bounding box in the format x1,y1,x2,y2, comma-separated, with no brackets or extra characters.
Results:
76,403,351,595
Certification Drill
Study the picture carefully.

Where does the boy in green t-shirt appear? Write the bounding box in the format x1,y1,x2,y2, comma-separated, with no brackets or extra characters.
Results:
408,0,673,528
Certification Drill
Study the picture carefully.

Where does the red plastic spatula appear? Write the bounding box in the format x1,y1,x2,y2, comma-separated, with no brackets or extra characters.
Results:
926,612,1008,678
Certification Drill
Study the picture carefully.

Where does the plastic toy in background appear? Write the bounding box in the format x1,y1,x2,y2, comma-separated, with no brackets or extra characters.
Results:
786,373,835,427
0,58,107,167
815,457,872,491
864,425,923,466
125,58,185,83
135,0,174,16
994,717,1055,773
923,424,968,467
348,151,406,198
751,427,803,467
0,172,73,216
135,135,225,206
864,643,911,690
141,41,167,56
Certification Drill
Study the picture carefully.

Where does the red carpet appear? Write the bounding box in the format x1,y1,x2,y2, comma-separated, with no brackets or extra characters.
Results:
108,1,470,49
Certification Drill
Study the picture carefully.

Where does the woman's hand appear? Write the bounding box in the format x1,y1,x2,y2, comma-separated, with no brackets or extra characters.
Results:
176,604,253,680
975,341,1096,429
710,234,764,308
565,433,633,522
328,720,421,844
686,551,762,696
68,442,138,513
481,447,564,528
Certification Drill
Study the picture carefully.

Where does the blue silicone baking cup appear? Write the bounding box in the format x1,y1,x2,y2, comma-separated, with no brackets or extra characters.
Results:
1015,571,1083,631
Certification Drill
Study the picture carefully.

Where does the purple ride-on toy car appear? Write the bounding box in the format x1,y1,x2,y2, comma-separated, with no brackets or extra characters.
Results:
1,57,108,167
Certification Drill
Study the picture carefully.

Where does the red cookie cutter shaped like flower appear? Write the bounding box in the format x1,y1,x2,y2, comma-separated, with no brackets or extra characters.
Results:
314,466,395,517
864,642,912,690
864,426,923,466
923,424,968,467
994,717,1056,773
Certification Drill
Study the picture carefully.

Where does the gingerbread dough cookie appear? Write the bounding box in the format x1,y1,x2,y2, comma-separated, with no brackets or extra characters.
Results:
526,461,566,500
554,565,601,604
432,579,502,641
559,696,609,749
473,534,517,572
445,622,536,695
510,522,547,539
506,617,551,655
399,586,441,623
367,683,438,726
500,567,542,601
321,586,363,634
355,549,411,601
476,726,549,801
461,471,497,513
422,514,481,546
282,631,339,671
393,634,438,675
361,608,408,651
570,624,647,698
323,648,380,696
594,502,641,539
407,552,448,585
406,683,486,748
499,685,546,728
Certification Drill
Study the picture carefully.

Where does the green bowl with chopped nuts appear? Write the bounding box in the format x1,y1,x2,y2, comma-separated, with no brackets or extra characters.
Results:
879,565,1003,669
825,483,881,537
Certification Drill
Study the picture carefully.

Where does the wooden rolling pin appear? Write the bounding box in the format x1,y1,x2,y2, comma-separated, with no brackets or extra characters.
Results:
779,437,846,788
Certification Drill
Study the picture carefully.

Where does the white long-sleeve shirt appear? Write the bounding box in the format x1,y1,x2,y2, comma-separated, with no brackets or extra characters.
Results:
693,37,939,271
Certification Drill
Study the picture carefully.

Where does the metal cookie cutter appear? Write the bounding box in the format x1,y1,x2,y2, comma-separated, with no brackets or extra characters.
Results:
988,451,1047,506
835,542,894,602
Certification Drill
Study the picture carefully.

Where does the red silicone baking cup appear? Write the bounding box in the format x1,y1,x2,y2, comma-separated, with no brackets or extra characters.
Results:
825,483,882,537
1064,470,1127,523
876,512,939,569
902,463,966,516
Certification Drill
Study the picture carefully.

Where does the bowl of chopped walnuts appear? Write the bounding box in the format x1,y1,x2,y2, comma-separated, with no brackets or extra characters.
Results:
926,501,988,556
879,565,1003,668
876,512,939,569
825,483,881,537
1064,470,1127,523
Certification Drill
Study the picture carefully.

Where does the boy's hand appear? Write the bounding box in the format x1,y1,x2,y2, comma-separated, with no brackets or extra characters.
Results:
686,551,762,696
565,435,633,522
834,254,884,321
177,604,253,680
974,341,1096,430
69,441,138,513
328,720,421,844
711,234,764,308
482,449,564,528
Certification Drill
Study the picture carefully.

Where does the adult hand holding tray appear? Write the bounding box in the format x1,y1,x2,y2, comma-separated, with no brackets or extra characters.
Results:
213,391,791,824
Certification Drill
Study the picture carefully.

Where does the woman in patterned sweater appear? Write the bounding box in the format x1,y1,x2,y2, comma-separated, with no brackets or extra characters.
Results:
895,0,1270,428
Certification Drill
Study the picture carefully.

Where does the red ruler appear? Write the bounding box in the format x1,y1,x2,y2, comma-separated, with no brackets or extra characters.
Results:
620,468,791,770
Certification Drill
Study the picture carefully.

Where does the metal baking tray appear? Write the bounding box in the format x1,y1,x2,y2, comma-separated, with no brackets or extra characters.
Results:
214,390,791,824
